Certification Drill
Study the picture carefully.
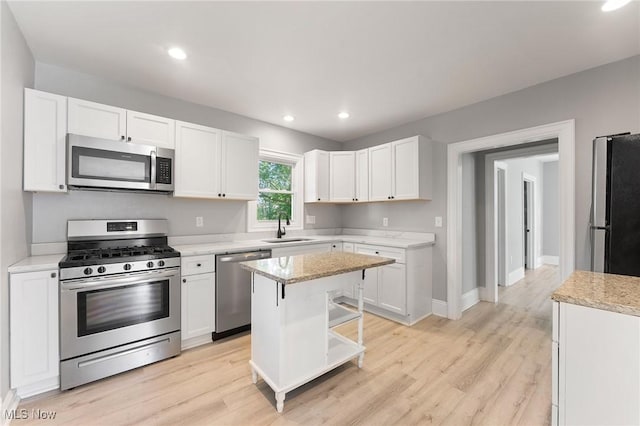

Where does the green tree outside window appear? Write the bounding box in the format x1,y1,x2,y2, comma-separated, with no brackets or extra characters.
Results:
258,161,293,220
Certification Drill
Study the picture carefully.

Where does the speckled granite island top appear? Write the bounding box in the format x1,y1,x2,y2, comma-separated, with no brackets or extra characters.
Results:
240,252,395,285
552,270,640,317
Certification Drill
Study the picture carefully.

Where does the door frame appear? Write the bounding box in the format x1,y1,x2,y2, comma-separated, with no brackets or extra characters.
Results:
447,120,575,319
522,172,537,270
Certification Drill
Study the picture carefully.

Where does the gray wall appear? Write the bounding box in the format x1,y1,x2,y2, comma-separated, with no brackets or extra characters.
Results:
32,63,343,242
343,55,640,302
542,161,559,257
1,0,35,396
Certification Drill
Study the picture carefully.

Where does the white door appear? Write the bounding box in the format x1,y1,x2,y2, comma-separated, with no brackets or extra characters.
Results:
355,149,369,202
23,89,68,192
174,121,221,198
392,137,420,200
10,270,59,390
368,143,392,201
220,131,259,200
67,97,126,141
125,110,175,149
378,263,407,315
329,151,355,202
181,273,216,340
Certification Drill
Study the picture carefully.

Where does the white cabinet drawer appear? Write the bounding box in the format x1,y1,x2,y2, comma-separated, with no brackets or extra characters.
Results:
181,254,215,275
354,244,405,263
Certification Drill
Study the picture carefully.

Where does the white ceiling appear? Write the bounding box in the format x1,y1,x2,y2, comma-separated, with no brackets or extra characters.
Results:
8,1,640,142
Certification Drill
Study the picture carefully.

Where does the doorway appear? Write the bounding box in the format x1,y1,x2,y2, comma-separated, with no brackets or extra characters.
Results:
523,176,535,270
446,120,575,320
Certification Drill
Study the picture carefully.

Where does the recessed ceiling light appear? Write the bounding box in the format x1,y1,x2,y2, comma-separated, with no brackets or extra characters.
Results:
167,47,187,60
283,115,295,122
601,0,632,12
338,112,350,119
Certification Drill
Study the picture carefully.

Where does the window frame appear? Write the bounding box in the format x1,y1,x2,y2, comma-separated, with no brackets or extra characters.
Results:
247,149,304,232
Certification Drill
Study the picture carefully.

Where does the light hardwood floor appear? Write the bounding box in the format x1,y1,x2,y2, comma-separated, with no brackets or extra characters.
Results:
16,265,560,425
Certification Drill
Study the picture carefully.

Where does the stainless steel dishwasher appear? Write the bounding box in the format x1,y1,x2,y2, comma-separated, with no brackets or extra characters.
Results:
213,249,272,340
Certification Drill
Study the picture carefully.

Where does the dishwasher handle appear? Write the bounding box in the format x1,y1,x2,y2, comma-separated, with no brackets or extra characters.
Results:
216,250,272,263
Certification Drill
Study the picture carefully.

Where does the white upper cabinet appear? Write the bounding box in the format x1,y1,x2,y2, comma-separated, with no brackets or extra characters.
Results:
174,121,221,198
355,149,369,202
174,123,258,200
68,98,175,148
368,135,432,201
304,150,330,202
329,151,355,202
68,97,126,141
24,89,68,193
368,143,393,201
220,131,259,200
126,110,175,149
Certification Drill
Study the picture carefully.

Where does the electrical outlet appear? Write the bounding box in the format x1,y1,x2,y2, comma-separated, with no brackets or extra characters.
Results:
196,216,204,227
306,215,316,224
435,216,443,228
383,217,389,227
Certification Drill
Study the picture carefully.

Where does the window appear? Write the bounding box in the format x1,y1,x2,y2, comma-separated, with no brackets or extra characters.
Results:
248,149,303,232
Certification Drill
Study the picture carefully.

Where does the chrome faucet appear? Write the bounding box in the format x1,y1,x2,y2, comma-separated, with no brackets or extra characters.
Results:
277,213,290,239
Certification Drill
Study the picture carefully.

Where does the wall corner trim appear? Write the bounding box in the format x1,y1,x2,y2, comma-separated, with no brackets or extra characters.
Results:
431,299,448,317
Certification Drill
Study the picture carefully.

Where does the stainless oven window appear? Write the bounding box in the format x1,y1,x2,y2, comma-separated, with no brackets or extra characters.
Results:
72,146,151,183
77,280,169,337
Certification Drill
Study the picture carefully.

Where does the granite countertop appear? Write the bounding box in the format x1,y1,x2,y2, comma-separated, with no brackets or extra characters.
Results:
551,270,640,317
240,251,395,285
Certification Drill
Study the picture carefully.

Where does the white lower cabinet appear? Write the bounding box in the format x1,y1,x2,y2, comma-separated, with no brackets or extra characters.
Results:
10,270,60,397
180,255,215,349
348,243,431,324
553,301,640,426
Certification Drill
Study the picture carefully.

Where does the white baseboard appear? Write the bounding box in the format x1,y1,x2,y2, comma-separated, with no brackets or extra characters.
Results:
461,288,480,311
541,255,559,265
508,267,525,286
432,299,448,317
181,334,213,351
2,389,20,426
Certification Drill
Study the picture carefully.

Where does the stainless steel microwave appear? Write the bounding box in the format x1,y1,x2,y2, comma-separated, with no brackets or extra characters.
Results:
67,134,174,193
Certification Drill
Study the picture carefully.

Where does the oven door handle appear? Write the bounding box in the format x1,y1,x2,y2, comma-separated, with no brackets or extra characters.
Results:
61,269,179,291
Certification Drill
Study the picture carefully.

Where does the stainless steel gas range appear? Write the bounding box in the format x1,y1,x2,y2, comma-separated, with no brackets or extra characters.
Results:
59,219,181,390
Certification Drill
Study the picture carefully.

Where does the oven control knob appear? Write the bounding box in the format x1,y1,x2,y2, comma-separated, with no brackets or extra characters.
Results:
97,266,106,274
147,261,154,268
158,260,165,267
123,263,132,271
83,267,93,275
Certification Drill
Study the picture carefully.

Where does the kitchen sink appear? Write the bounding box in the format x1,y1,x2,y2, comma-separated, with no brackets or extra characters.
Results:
262,238,313,244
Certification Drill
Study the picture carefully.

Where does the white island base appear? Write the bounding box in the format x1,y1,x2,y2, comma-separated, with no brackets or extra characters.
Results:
249,271,365,413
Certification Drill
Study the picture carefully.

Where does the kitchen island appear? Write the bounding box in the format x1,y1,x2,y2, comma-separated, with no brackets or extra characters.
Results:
551,271,640,426
240,251,395,413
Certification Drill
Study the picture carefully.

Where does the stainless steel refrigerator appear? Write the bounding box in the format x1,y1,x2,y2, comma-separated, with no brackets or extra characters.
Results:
590,132,640,276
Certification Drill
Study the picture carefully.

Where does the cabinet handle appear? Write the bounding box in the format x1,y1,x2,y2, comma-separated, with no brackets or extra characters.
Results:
127,136,132,142
375,251,380,255
317,198,321,201
218,193,222,197
51,272,57,278
197,263,202,267
222,193,226,197
355,198,358,201
59,184,65,190
183,279,187,283
391,196,395,199
121,135,125,140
